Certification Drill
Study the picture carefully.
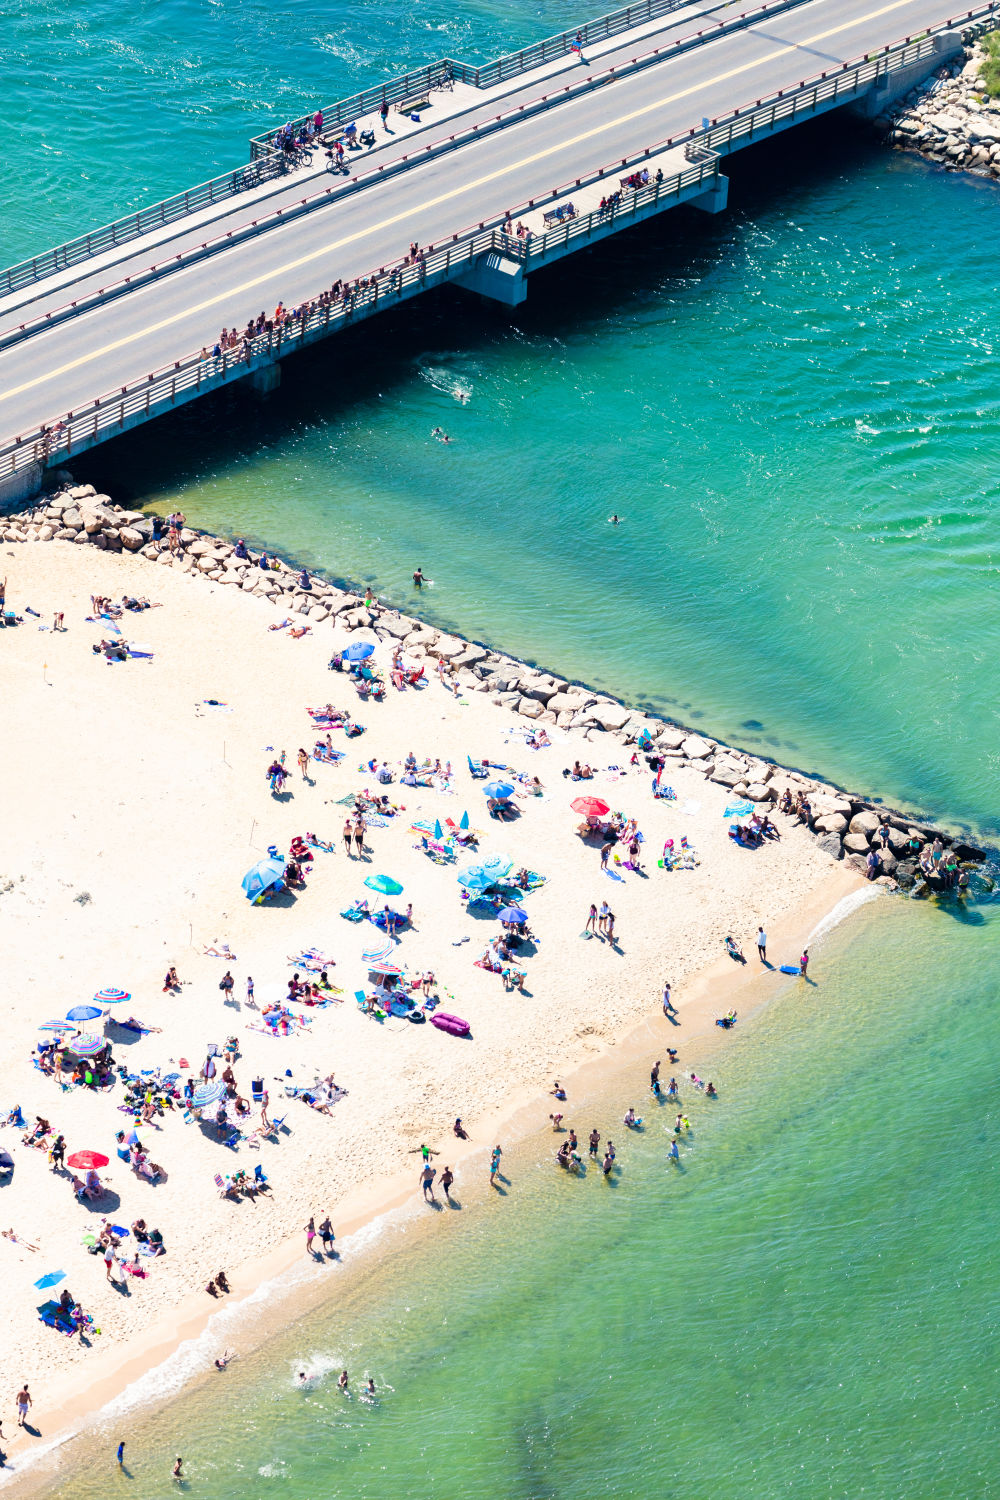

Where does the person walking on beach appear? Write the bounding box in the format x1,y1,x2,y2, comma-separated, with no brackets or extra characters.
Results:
600,842,611,871
667,1138,680,1164
586,903,598,935
440,1166,455,1202
53,611,64,631
297,747,310,780
598,901,610,936
353,820,365,858
343,819,353,857
15,1386,31,1427
605,911,616,944
260,1089,271,1131
319,1216,335,1253
650,1060,661,1089
246,975,255,1007
662,981,674,1017
799,949,809,978
305,1217,317,1257
420,1164,437,1201
756,926,767,963
588,1128,601,1159
490,1145,503,1185
116,1440,125,1468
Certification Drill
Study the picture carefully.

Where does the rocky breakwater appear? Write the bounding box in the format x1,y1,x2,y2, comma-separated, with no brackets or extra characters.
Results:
879,36,1000,177
2,482,988,893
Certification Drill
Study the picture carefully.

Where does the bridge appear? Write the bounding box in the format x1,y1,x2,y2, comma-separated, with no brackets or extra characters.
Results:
0,0,995,500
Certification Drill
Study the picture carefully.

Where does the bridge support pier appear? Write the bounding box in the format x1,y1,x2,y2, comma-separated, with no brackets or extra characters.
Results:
688,173,729,216
247,362,282,395
453,252,527,307
0,460,44,511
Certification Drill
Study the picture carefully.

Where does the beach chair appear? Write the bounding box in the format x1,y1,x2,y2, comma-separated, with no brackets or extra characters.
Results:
354,990,367,1008
223,1129,241,1151
391,669,406,691
251,1080,264,1104
467,755,487,778
253,1163,270,1190
271,1114,288,1134
214,1172,227,1196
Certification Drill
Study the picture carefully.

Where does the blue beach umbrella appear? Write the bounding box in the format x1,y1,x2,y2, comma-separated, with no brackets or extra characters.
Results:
34,1270,67,1291
498,905,527,924
433,819,443,840
39,1019,72,1033
364,873,403,896
191,1079,227,1110
94,987,131,1005
478,853,513,879
242,856,286,902
65,1005,102,1024
459,810,470,830
342,640,375,662
456,863,492,891
483,781,514,800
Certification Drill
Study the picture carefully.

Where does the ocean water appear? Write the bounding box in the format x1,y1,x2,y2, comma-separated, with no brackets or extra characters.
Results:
5,2,1000,1496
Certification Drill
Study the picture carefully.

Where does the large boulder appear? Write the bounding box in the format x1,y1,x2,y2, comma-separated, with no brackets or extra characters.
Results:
681,734,713,759
454,644,488,669
592,702,631,732
843,832,871,855
548,690,594,715
815,833,844,861
746,781,775,803
711,768,743,788
656,727,687,750
61,507,82,530
376,614,412,640
73,530,92,545
848,809,881,836
517,696,544,719
119,527,144,551
815,813,848,836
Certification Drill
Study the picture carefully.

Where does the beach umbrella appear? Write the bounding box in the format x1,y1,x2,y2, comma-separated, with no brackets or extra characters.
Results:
191,1079,227,1110
33,1270,67,1290
242,856,286,902
478,853,513,879
67,1150,109,1170
483,781,514,800
66,1033,106,1058
38,1019,72,1033
94,987,130,1005
456,863,492,891
342,640,375,662
65,1005,102,1024
433,819,443,840
362,938,395,963
0,1151,13,1171
364,873,403,896
368,961,405,979
571,796,610,817
498,905,527,924
459,810,470,830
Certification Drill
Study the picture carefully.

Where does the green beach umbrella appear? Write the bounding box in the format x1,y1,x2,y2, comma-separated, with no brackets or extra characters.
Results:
364,874,403,896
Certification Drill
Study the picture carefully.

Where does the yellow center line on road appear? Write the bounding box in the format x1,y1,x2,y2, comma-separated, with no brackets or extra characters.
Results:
1,0,923,407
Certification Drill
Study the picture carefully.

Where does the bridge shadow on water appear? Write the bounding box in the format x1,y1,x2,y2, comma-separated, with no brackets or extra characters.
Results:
75,111,888,506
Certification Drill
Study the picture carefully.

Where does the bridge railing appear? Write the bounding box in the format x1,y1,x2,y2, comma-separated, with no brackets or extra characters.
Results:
248,0,735,154
0,153,285,301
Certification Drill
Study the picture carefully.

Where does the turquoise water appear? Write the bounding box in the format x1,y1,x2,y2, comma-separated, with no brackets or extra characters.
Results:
6,4,1000,1496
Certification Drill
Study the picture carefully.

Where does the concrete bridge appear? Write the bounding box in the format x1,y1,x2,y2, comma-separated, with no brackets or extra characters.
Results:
0,0,995,500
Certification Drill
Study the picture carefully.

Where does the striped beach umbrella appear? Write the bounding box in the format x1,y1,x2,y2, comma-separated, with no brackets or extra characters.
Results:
367,961,405,979
478,853,513,878
362,938,395,963
364,873,403,896
66,1033,106,1057
191,1079,227,1110
38,1019,72,1033
94,987,131,1005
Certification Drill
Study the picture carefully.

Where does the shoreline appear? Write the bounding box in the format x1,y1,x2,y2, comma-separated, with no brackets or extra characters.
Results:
3,478,991,869
4,865,864,1496
880,33,1000,178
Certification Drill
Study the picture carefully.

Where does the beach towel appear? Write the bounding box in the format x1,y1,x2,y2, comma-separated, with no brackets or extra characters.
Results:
724,800,755,818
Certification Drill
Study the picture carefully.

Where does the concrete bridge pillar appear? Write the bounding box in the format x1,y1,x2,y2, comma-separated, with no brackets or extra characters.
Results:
0,460,44,510
688,174,729,216
247,362,282,395
453,252,527,307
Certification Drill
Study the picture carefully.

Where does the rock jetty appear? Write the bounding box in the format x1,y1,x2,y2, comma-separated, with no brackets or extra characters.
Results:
880,35,1000,177
2,480,988,891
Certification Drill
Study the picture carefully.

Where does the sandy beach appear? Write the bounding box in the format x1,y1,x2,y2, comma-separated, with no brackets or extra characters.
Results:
0,538,853,1463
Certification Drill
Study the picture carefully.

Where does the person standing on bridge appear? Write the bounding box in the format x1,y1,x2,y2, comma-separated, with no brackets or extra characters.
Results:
571,31,585,62
380,100,390,131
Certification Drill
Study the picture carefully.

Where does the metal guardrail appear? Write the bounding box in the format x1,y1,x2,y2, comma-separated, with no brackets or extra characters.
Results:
2,5,998,484
248,0,733,154
0,155,285,301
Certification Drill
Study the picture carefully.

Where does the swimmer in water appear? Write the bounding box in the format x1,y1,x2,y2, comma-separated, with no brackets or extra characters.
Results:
668,1138,679,1163
608,514,622,524
624,1107,637,1128
172,1457,184,1481
298,1371,309,1384
366,1376,376,1397
338,1370,349,1392
214,1349,234,1370
706,1082,718,1098
431,428,451,444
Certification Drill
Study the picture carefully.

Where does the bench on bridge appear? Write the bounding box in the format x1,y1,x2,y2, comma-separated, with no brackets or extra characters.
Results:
543,203,577,227
396,96,431,116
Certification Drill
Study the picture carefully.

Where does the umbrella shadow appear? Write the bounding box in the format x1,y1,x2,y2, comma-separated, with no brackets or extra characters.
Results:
80,1190,121,1214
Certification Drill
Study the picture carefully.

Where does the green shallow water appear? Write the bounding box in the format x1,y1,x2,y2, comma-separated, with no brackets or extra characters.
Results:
5,1,1000,1495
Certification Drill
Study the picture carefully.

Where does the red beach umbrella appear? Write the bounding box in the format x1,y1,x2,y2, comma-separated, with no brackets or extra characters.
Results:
571,797,610,817
66,1150,109,1170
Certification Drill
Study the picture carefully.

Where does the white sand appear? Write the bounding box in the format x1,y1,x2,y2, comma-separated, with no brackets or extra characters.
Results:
0,541,844,1446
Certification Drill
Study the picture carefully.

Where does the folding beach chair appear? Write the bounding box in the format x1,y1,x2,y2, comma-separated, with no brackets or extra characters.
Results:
467,755,487,778
254,1163,270,1190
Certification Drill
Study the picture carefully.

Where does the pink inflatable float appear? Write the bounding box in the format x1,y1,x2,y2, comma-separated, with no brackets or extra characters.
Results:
431,1012,471,1037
